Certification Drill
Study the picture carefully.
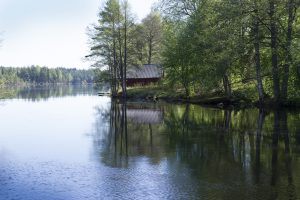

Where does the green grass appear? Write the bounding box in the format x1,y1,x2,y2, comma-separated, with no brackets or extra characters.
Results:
121,83,300,108
124,84,254,108
126,85,185,99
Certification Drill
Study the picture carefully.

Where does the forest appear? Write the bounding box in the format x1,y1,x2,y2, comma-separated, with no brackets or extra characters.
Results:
89,0,300,106
0,66,94,86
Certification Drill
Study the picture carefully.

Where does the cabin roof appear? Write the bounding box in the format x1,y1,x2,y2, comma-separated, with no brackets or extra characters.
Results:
127,64,162,79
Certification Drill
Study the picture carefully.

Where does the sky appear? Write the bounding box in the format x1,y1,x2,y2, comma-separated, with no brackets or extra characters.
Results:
0,0,157,69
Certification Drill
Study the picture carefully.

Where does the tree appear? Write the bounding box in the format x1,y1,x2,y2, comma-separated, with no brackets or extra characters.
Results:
142,12,163,64
158,0,300,103
88,0,136,98
281,0,298,102
159,0,200,19
129,24,147,64
268,0,280,104
88,0,122,96
252,0,266,104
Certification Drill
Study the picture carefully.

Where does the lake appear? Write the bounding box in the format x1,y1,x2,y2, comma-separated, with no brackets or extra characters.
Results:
0,85,299,200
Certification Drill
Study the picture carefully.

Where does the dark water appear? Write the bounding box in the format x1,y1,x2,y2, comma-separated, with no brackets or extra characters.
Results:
0,86,299,200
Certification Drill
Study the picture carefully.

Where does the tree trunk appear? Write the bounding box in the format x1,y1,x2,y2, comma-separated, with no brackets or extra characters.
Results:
281,0,296,102
184,85,190,97
112,22,117,97
123,1,128,98
223,74,231,98
148,38,152,64
253,0,265,105
269,0,280,104
117,9,124,97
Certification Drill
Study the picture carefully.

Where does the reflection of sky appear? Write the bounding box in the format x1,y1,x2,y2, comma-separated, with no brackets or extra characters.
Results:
0,94,198,200
0,0,157,68
95,158,198,199
0,96,110,163
0,95,109,199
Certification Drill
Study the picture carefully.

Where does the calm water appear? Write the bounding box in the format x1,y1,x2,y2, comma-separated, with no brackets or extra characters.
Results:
0,86,299,200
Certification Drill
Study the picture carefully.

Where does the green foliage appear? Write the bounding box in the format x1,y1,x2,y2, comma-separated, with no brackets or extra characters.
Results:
142,12,163,64
158,0,300,103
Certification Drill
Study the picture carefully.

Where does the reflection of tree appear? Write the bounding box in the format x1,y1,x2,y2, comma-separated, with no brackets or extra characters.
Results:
271,110,279,188
0,89,18,99
282,111,296,199
162,105,299,199
93,102,300,199
296,127,300,145
0,85,95,101
98,101,167,168
254,108,265,184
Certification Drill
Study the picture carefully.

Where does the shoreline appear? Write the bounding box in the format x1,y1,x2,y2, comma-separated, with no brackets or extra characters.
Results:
114,87,300,110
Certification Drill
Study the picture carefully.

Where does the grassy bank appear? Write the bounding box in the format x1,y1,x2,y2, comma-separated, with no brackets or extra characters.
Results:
122,85,300,109
123,85,253,108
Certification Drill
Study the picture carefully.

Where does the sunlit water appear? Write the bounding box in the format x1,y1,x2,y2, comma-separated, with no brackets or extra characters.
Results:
0,86,299,200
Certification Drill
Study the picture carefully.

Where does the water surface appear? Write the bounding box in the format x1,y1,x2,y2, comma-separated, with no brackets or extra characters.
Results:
0,86,299,200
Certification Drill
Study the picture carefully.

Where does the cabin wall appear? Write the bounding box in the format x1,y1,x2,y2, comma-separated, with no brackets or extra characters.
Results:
127,78,160,87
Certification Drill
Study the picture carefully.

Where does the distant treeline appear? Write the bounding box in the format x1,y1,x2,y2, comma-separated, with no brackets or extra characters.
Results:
0,66,95,86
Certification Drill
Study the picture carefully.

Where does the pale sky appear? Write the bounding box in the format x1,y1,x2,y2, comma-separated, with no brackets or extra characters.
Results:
0,0,157,69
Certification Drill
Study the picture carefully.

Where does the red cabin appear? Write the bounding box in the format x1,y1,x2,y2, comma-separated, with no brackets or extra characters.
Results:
126,64,163,87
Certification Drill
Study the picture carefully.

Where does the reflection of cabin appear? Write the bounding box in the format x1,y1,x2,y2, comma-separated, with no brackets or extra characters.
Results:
126,64,163,86
127,109,163,124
